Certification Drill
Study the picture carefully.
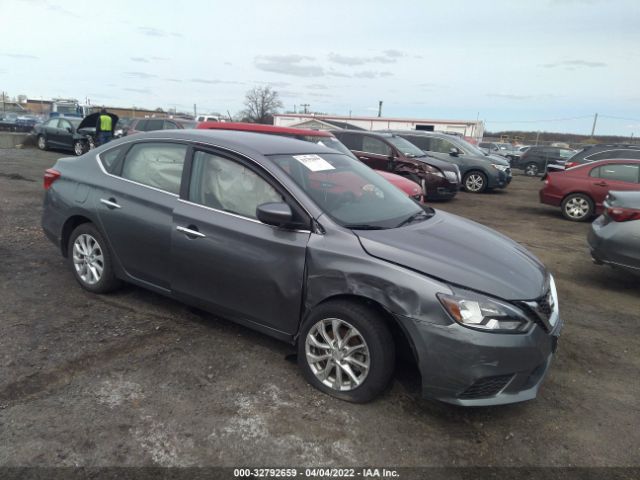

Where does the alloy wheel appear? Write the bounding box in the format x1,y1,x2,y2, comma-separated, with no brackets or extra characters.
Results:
37,136,46,150
72,234,104,285
74,140,84,156
305,318,370,392
564,197,590,219
465,174,485,192
525,164,539,176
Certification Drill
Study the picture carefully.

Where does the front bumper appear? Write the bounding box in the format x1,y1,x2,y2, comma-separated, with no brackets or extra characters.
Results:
396,309,563,406
588,215,640,275
487,169,512,190
424,178,459,201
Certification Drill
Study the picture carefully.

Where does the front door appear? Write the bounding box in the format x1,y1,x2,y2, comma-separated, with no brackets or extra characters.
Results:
171,149,309,335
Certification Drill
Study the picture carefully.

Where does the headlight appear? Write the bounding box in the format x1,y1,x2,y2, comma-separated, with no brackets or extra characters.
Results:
492,164,509,172
437,289,533,333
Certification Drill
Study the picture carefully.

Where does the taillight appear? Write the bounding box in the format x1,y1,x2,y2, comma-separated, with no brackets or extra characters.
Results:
44,168,60,190
565,161,578,169
606,206,640,222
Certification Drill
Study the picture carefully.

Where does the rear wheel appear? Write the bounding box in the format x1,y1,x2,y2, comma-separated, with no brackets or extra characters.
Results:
524,163,539,176
37,135,48,151
463,171,487,193
73,140,85,156
68,223,121,293
298,300,395,403
561,193,594,222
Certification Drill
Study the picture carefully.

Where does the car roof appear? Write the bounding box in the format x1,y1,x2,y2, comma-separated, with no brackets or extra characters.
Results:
383,130,460,139
197,121,333,137
116,129,338,156
335,129,395,138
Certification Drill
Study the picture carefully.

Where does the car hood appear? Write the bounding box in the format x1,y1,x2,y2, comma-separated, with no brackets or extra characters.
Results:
355,210,547,301
78,112,119,130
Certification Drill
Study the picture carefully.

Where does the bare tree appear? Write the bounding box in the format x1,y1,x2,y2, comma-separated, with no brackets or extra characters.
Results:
241,86,283,124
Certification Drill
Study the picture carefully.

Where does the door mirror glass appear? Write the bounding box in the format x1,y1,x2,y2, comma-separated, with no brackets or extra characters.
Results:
256,202,293,226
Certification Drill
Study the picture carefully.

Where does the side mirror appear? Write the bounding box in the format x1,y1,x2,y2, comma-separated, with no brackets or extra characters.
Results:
66,127,73,133
256,202,293,227
449,147,460,157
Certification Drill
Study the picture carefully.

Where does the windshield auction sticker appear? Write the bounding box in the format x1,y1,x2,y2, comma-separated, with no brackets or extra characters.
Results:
293,154,335,172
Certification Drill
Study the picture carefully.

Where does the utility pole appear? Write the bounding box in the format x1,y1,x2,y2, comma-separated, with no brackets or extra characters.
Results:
535,131,540,146
1,91,5,113
590,112,598,137
378,100,383,117
300,103,310,114
193,104,197,118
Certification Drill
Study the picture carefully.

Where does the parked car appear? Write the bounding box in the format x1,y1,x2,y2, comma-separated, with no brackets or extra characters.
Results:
539,159,640,221
197,122,424,201
588,191,640,276
42,130,561,405
514,146,576,176
125,118,198,136
195,114,222,123
383,130,512,193
332,130,460,200
564,144,640,170
34,117,98,156
114,118,132,138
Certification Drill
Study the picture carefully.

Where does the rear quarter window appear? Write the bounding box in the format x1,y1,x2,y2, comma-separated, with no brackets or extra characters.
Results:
99,145,125,173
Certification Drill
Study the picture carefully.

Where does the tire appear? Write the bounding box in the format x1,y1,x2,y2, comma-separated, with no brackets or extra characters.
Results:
298,300,395,403
561,193,594,222
67,223,121,293
37,135,48,151
73,140,85,156
524,163,540,176
462,171,487,193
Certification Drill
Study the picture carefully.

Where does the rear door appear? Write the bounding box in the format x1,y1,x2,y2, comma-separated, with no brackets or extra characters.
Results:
589,162,640,210
95,141,188,289
171,148,310,335
42,119,61,146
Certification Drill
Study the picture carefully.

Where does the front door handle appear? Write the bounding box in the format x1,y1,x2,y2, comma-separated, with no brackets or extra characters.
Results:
100,198,121,209
593,181,608,187
176,225,206,239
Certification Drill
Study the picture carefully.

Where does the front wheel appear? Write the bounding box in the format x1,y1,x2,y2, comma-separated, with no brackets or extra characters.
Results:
298,300,395,403
524,163,540,176
73,140,85,156
561,193,594,222
463,171,487,193
37,135,48,151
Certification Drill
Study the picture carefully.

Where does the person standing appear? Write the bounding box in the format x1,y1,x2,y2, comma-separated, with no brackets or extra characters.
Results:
96,108,114,145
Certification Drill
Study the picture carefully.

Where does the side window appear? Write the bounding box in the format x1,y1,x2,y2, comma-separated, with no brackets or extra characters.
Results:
337,133,363,151
597,163,639,183
163,120,178,129
362,136,392,156
427,138,451,154
589,167,600,177
146,119,164,131
407,136,430,150
134,119,148,131
45,119,59,128
120,142,187,194
559,149,574,159
59,119,71,131
100,145,125,173
188,151,284,219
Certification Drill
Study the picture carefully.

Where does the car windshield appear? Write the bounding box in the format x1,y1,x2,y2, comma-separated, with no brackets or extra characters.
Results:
302,135,359,159
454,137,489,156
270,152,427,229
386,136,426,157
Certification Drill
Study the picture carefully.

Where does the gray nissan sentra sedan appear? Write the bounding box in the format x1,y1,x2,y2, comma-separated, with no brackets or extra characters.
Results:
41,130,562,405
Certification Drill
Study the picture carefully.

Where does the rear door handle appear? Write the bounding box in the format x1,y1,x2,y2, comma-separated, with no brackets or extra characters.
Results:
100,198,121,209
176,225,206,239
593,181,608,187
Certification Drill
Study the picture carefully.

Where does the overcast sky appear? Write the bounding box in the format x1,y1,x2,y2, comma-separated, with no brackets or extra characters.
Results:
1,0,639,135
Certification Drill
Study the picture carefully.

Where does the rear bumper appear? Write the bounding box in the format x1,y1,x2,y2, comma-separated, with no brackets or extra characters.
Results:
539,187,563,207
396,310,563,406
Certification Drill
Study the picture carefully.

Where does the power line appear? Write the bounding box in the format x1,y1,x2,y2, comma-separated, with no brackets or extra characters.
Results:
599,114,640,123
486,115,593,124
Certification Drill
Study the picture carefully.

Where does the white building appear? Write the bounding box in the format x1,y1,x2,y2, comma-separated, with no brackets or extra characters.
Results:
273,113,484,140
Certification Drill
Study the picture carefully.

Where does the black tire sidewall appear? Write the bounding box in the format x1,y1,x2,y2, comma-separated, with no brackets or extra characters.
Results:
463,171,487,193
561,194,594,222
297,300,395,403
67,223,119,293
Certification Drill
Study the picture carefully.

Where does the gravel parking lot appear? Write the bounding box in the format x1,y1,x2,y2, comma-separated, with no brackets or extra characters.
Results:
1,147,639,468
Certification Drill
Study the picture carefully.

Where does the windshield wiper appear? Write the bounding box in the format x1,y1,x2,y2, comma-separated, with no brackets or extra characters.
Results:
395,210,433,228
343,224,388,230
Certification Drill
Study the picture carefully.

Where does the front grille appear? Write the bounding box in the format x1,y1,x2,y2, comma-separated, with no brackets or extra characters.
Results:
459,374,513,399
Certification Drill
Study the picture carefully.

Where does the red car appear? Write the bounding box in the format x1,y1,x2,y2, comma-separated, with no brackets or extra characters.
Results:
197,122,423,201
539,159,640,221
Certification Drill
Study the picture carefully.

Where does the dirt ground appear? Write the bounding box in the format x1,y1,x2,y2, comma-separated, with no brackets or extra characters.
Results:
0,147,639,468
